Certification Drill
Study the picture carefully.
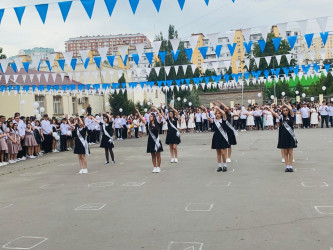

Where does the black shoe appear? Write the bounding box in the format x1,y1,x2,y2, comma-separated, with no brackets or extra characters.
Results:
222,167,227,172
285,168,289,172
217,167,223,172
289,168,294,172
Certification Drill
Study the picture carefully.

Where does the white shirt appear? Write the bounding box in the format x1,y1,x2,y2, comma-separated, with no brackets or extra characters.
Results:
209,110,215,119
319,105,329,116
240,110,248,119
195,113,202,122
41,119,52,135
121,118,127,126
202,112,207,120
13,119,26,137
114,118,122,128
60,123,70,135
328,106,333,116
300,107,310,118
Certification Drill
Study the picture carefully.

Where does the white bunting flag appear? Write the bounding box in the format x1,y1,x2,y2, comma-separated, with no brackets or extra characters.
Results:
51,73,57,82
5,75,10,84
117,70,123,79
146,67,151,76
13,75,18,82
75,72,81,81
116,89,120,94
201,83,206,89
47,53,56,67
201,63,208,72
189,35,200,50
181,65,188,73
244,59,250,69
242,28,252,42
316,17,328,32
93,71,99,81
265,56,272,66
28,74,33,82
98,47,108,62
211,61,220,72
101,70,106,79
118,45,129,60
320,50,326,60
63,52,73,66
22,74,27,83
258,25,269,40
226,30,236,43
164,66,171,76
235,60,240,69
68,72,73,80
152,41,162,56
190,64,197,73
155,67,161,76
297,20,308,34
126,69,132,77
30,55,41,69
277,23,288,38
0,59,9,73
14,57,23,71
224,60,231,69
170,39,180,53
275,55,282,65
206,33,219,46
136,68,142,76
174,65,179,74
135,43,145,57
79,49,90,63
59,73,65,82
84,71,90,80
36,74,41,82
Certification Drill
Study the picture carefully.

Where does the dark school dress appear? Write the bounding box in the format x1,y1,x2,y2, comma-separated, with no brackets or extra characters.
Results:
100,122,114,149
74,125,90,155
211,119,230,149
165,118,181,145
277,116,297,149
34,127,42,144
224,114,237,146
146,122,163,153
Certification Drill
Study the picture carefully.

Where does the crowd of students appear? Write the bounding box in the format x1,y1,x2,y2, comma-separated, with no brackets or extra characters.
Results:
0,98,330,173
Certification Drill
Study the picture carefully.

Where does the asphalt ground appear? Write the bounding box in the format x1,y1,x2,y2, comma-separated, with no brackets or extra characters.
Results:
0,128,333,250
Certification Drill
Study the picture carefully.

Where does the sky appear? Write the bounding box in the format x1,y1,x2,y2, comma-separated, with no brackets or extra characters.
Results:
1,0,333,57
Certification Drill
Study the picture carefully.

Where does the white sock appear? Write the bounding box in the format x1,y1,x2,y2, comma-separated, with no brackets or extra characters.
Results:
218,163,222,167
223,163,227,167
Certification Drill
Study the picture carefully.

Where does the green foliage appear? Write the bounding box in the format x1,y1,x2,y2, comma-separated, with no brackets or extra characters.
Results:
0,47,6,59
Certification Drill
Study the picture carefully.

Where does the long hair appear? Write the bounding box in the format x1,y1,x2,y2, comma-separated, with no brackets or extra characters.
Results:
103,115,110,124
281,105,291,121
149,113,160,133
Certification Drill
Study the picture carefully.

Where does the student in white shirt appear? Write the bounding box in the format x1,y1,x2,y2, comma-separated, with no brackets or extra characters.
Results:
13,116,27,160
195,110,202,132
60,118,71,151
114,115,122,140
318,101,329,128
41,114,53,153
201,111,208,132
328,102,333,127
300,104,310,128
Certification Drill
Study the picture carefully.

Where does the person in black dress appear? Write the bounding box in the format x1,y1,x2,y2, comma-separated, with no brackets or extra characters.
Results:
202,105,230,172
161,104,181,164
269,101,297,172
136,107,163,173
216,100,237,163
92,114,115,165
68,117,90,174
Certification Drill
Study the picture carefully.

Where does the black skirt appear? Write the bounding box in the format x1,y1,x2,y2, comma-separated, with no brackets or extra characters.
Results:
165,119,181,145
211,120,230,149
277,119,297,149
34,129,42,144
74,126,90,155
100,134,114,149
146,122,163,153
225,125,237,145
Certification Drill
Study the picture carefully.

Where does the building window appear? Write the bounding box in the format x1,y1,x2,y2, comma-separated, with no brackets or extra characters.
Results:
53,96,63,115
72,97,77,114
35,95,46,113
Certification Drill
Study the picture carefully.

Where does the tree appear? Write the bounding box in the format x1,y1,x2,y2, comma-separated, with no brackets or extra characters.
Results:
109,74,136,116
0,47,6,59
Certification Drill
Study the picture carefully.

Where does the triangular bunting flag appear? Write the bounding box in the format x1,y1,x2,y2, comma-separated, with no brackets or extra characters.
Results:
14,6,25,25
58,1,72,22
177,0,185,10
242,28,251,42
135,43,145,56
104,0,117,16
98,47,108,62
207,33,219,46
63,52,73,65
155,67,161,76
71,58,77,70
185,48,193,62
181,65,187,73
57,59,65,71
22,62,30,73
287,36,297,50
258,25,269,40
81,0,95,19
0,9,4,24
94,57,102,68
198,46,208,59
258,40,266,53
79,49,90,64
118,45,129,60
172,50,180,62
189,35,200,51
304,33,314,48
14,57,23,72
35,4,48,24
277,23,288,38
297,19,308,34
285,54,292,65
244,59,250,69
226,30,235,43
272,37,282,51
152,41,162,56
190,64,197,73
224,61,231,69
159,51,167,64
129,0,140,14
227,43,237,56
243,41,253,54
51,73,57,82
275,55,282,66
320,32,329,46
107,55,115,67
254,57,260,67
152,0,162,12
215,44,222,58
174,65,179,75
265,56,272,66
145,52,154,64
170,38,180,53
164,66,171,75
5,75,10,84
132,54,139,65
316,17,328,32
0,59,9,73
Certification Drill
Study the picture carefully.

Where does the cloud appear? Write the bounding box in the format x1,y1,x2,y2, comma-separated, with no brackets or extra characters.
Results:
0,0,333,57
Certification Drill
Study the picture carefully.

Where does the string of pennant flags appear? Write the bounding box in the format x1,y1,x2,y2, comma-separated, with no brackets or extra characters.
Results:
0,0,235,25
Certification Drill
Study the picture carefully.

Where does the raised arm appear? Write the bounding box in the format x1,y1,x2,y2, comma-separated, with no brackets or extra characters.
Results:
201,105,213,123
268,106,280,119
169,104,180,118
135,108,145,123
67,119,75,130
152,107,162,123
160,108,167,120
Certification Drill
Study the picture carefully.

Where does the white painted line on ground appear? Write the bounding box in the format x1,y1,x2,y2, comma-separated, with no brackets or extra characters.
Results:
301,182,328,188
167,241,204,250
88,182,114,188
314,206,333,215
0,204,13,210
57,163,76,167
295,168,316,172
74,203,107,211
207,181,231,187
2,236,48,249
19,172,43,177
122,182,146,187
185,203,214,212
39,184,64,189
